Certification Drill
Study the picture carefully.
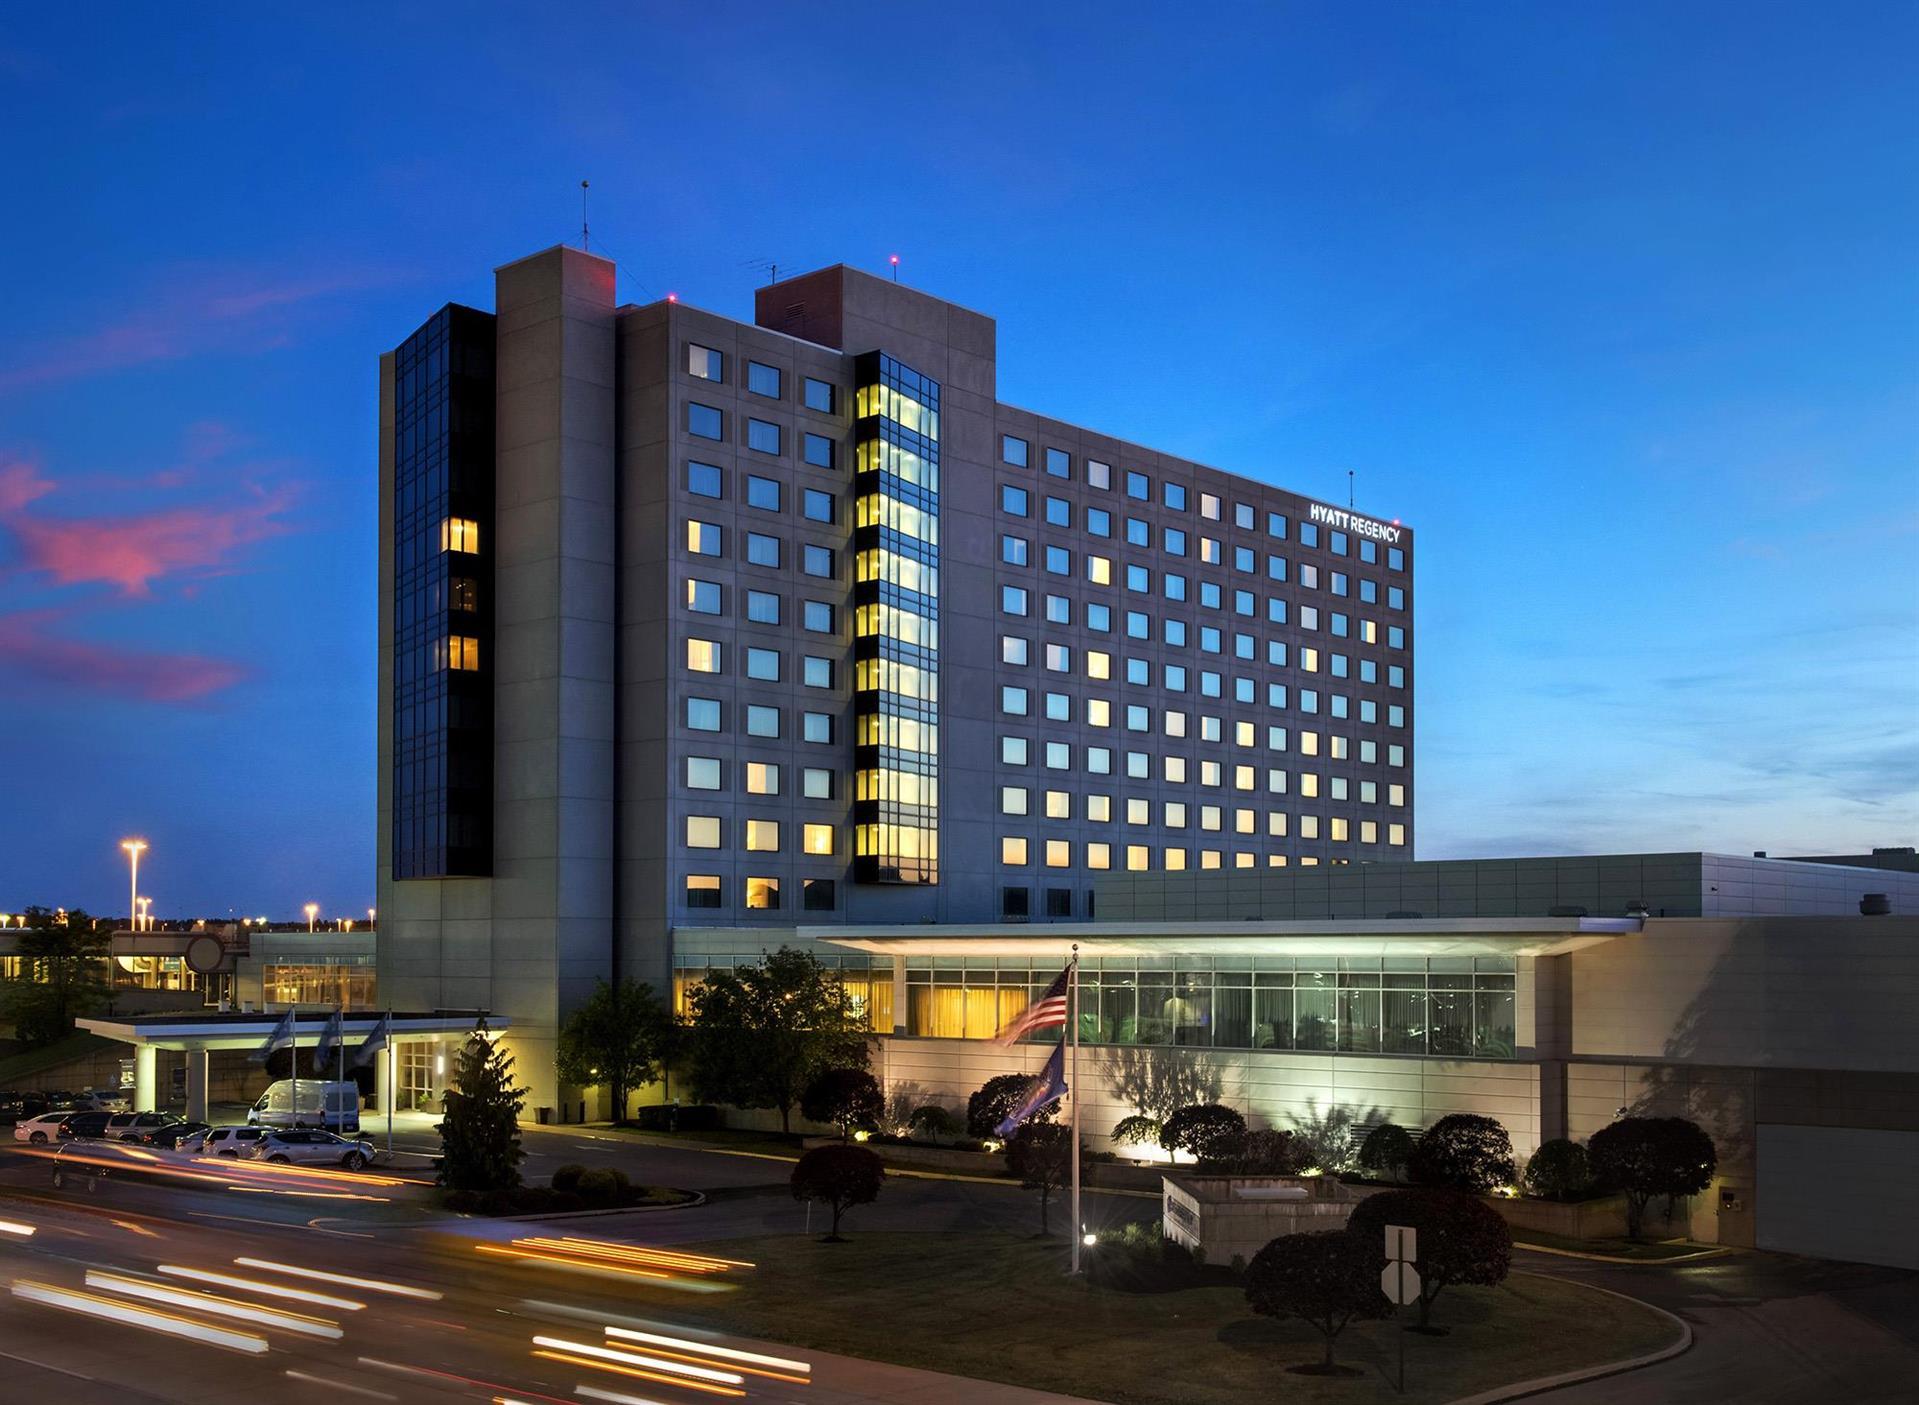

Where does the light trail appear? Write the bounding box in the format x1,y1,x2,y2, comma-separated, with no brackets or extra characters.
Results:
0,1219,36,1237
234,1257,444,1300
157,1263,366,1310
530,1335,744,1387
12,1278,269,1354
603,1325,811,1382
532,1350,743,1399
574,1387,677,1405
86,1269,343,1339
285,1369,397,1400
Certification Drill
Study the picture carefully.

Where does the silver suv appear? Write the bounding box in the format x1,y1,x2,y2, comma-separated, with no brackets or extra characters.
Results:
194,1126,266,1158
243,1129,376,1171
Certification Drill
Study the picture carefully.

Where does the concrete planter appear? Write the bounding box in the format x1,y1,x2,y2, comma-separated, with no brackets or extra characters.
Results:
1162,1174,1380,1265
1487,1191,1631,1241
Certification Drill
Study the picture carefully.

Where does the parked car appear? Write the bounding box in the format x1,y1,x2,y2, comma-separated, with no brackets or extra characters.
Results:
105,1112,183,1142
13,1112,73,1145
58,1111,114,1141
247,1080,362,1132
242,1129,377,1170
37,1091,81,1113
146,1120,211,1150
0,1092,35,1123
75,1089,130,1113
193,1126,266,1158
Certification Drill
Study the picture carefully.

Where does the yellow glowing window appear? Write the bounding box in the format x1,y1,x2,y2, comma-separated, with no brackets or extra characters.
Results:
1331,817,1350,841
1235,722,1256,748
1389,823,1406,846
1301,647,1319,672
1086,555,1112,586
1126,798,1149,826
1087,843,1111,870
745,820,781,852
1235,765,1255,790
1236,809,1256,835
1300,731,1321,757
1045,790,1072,820
1361,820,1379,844
686,816,720,849
745,877,780,910
1128,844,1152,871
1086,650,1111,680
1300,815,1321,840
441,517,480,553
1300,773,1320,799
1086,698,1111,728
1300,855,1320,866
1165,757,1187,783
746,763,780,796
686,638,721,673
441,635,481,671
1044,840,1070,868
803,824,835,856
1001,837,1028,866
1086,794,1112,823
1201,850,1223,870
1269,811,1288,836
1389,784,1406,807
1236,851,1256,869
1269,853,1288,867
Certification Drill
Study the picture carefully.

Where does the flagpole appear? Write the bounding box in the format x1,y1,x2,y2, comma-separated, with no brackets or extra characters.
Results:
337,1004,346,1132
289,1005,299,1130
1069,941,1082,1276
385,1006,394,1157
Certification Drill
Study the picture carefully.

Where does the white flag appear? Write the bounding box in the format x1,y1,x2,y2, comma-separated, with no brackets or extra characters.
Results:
250,1008,294,1064
312,1007,345,1066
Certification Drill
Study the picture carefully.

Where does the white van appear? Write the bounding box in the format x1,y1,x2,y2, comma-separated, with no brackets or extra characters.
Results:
246,1081,361,1132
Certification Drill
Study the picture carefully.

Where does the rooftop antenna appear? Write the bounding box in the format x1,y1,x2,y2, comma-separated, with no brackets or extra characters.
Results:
739,258,781,286
580,180,590,251
1348,468,1355,509
889,253,900,282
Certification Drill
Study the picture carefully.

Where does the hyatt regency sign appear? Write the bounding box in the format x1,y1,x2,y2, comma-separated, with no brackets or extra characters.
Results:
1308,503,1403,544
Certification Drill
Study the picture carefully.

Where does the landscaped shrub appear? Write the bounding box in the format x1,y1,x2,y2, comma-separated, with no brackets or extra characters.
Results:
1408,1114,1517,1193
1357,1123,1416,1180
550,1163,588,1193
1587,1116,1717,1239
1231,1127,1314,1175
1161,1103,1248,1167
1085,1220,1227,1292
791,1143,885,1240
800,1067,885,1141
907,1104,963,1140
1347,1188,1513,1331
632,1103,721,1132
1110,1113,1164,1156
1245,1230,1391,1374
574,1166,631,1204
967,1073,1057,1139
1524,1138,1594,1201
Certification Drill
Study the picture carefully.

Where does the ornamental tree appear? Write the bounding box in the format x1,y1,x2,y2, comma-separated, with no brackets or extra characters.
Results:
1110,1113,1165,1158
1587,1117,1717,1239
1357,1122,1416,1181
791,1144,885,1241
1347,1188,1513,1331
437,1025,527,1194
1408,1114,1517,1193
1005,1122,1081,1236
1232,1127,1314,1175
1244,1231,1391,1374
967,1072,1057,1139
907,1104,964,1141
1524,1138,1595,1202
555,978,675,1124
1161,1103,1249,1167
800,1067,885,1141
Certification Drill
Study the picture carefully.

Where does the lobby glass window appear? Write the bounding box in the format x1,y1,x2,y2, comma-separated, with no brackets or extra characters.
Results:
687,344,724,381
803,433,836,469
1045,447,1071,478
803,544,834,578
803,488,835,523
686,815,721,849
747,361,782,398
686,756,721,790
1126,471,1150,500
1087,459,1112,490
685,696,720,731
803,654,834,688
1001,484,1029,516
803,599,835,632
746,590,780,624
747,419,782,455
745,876,781,909
802,878,836,911
685,578,721,614
687,403,723,440
804,377,837,413
745,647,780,681
684,875,722,909
1002,435,1029,467
687,461,722,498
746,532,781,568
746,474,782,511
746,704,780,738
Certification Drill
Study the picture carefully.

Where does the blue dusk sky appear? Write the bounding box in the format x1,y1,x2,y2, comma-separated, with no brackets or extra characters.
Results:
1,4,1913,920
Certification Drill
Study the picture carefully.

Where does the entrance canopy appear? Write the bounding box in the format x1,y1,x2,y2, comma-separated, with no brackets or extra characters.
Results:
77,1011,507,1053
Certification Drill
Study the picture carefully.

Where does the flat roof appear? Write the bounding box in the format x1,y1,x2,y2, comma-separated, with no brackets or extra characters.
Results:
77,1012,507,1051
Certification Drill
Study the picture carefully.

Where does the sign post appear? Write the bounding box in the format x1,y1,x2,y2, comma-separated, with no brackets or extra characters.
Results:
1383,1225,1420,1394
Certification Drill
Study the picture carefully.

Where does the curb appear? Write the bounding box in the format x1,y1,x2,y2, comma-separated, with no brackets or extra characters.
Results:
1445,1273,1693,1405
1515,1240,1732,1266
500,1190,708,1222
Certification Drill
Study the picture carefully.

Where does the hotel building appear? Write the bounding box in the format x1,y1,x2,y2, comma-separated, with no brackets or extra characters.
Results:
376,246,1415,1102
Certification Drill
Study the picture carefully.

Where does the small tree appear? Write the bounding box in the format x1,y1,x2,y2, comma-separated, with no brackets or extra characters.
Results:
907,1104,963,1141
1347,1188,1513,1331
801,1067,884,1141
1005,1122,1080,1236
3,908,110,1046
1409,1114,1516,1193
1244,1231,1391,1374
1111,1113,1165,1159
1357,1123,1416,1181
555,978,675,1123
1231,1127,1314,1175
968,1072,1057,1139
1161,1103,1248,1167
1587,1117,1717,1239
791,1144,884,1241
1524,1138,1594,1201
437,1026,526,1194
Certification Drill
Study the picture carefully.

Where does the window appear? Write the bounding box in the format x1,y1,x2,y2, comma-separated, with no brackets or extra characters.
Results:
803,433,835,469
747,361,781,398
802,877,836,911
804,377,836,414
684,875,721,908
803,654,834,688
685,637,720,673
685,816,720,849
1001,484,1029,516
746,820,781,852
685,578,721,614
1001,837,1029,865
685,520,722,556
687,344,723,381
1047,886,1074,915
1001,534,1030,566
1087,507,1111,537
1126,470,1150,500
802,599,835,634
746,532,781,568
1002,886,1030,917
687,403,722,440
1046,544,1071,575
448,576,478,612
802,711,834,743
1002,434,1029,467
747,419,781,456
1087,459,1112,490
802,543,834,578
1001,585,1029,616
685,696,720,731
686,756,720,790
1001,735,1029,765
1045,496,1071,527
746,475,782,511
1001,686,1029,716
1045,446,1070,478
440,517,479,553
687,461,722,499
746,590,780,624
745,647,780,681
1199,492,1221,521
745,876,781,910
803,488,835,523
802,823,835,856
803,767,834,799
746,705,780,738
1001,785,1029,815
441,635,480,670
1003,635,1029,665
1163,481,1187,511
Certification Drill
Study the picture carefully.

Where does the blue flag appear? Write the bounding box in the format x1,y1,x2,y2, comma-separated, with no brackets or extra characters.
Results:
353,1011,392,1068
250,1007,294,1064
312,1007,345,1066
994,1041,1067,1139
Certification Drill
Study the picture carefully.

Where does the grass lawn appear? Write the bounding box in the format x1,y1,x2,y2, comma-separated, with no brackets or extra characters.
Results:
639,1232,1679,1404
1515,1228,1725,1261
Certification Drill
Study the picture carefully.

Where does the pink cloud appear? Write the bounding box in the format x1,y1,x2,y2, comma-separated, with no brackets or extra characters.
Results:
0,611,249,704
8,482,300,596
0,459,54,514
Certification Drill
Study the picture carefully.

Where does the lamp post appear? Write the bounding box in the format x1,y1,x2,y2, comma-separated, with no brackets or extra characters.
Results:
137,896,152,932
121,839,147,932
304,903,319,933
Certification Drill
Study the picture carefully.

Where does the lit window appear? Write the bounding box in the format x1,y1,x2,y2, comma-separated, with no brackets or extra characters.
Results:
1087,794,1112,822
685,578,721,614
685,816,720,849
685,638,720,673
685,875,722,909
1087,842,1111,870
1087,555,1113,586
803,824,835,856
746,820,781,852
1046,790,1072,820
687,344,723,381
1128,844,1151,871
686,520,722,556
746,762,780,795
440,635,481,671
745,876,781,910
1045,840,1070,868
441,517,480,553
1001,836,1029,866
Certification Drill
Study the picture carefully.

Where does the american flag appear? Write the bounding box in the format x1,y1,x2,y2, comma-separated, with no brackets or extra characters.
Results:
994,966,1071,1045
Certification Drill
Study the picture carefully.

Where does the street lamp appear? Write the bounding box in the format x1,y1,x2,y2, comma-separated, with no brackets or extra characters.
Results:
304,903,319,933
121,839,147,932
137,896,152,931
